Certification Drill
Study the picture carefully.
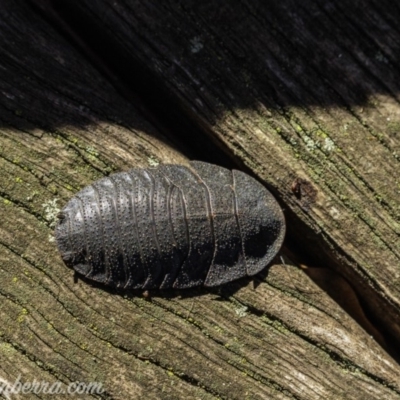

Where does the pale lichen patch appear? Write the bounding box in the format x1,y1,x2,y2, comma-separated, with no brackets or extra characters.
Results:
42,198,60,228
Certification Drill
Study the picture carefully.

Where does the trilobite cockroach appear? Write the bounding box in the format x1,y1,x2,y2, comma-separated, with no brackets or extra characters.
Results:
55,161,285,289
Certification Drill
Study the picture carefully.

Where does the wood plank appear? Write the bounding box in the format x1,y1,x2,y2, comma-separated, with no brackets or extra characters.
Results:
0,0,399,399
47,0,400,347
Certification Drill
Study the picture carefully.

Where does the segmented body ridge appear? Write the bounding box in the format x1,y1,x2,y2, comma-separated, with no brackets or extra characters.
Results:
55,161,285,289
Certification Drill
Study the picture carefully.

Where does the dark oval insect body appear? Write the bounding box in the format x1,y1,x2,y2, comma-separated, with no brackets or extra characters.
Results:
55,161,285,289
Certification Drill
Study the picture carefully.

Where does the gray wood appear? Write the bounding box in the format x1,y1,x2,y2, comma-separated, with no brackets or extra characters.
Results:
0,0,399,399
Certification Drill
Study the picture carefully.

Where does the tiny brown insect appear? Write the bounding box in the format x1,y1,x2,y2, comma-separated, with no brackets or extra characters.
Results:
291,177,317,211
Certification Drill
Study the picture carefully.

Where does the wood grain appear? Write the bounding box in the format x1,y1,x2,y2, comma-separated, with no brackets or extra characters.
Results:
0,0,399,399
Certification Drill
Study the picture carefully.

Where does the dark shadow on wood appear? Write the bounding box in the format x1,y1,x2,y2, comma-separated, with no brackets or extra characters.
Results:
25,0,400,163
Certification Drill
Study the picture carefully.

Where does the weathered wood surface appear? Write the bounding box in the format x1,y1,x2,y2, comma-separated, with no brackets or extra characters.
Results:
0,0,399,399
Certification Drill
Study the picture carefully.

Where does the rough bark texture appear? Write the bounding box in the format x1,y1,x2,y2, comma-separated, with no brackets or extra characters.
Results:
0,0,399,399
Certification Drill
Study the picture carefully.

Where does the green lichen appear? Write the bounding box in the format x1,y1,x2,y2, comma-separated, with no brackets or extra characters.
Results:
17,308,28,323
